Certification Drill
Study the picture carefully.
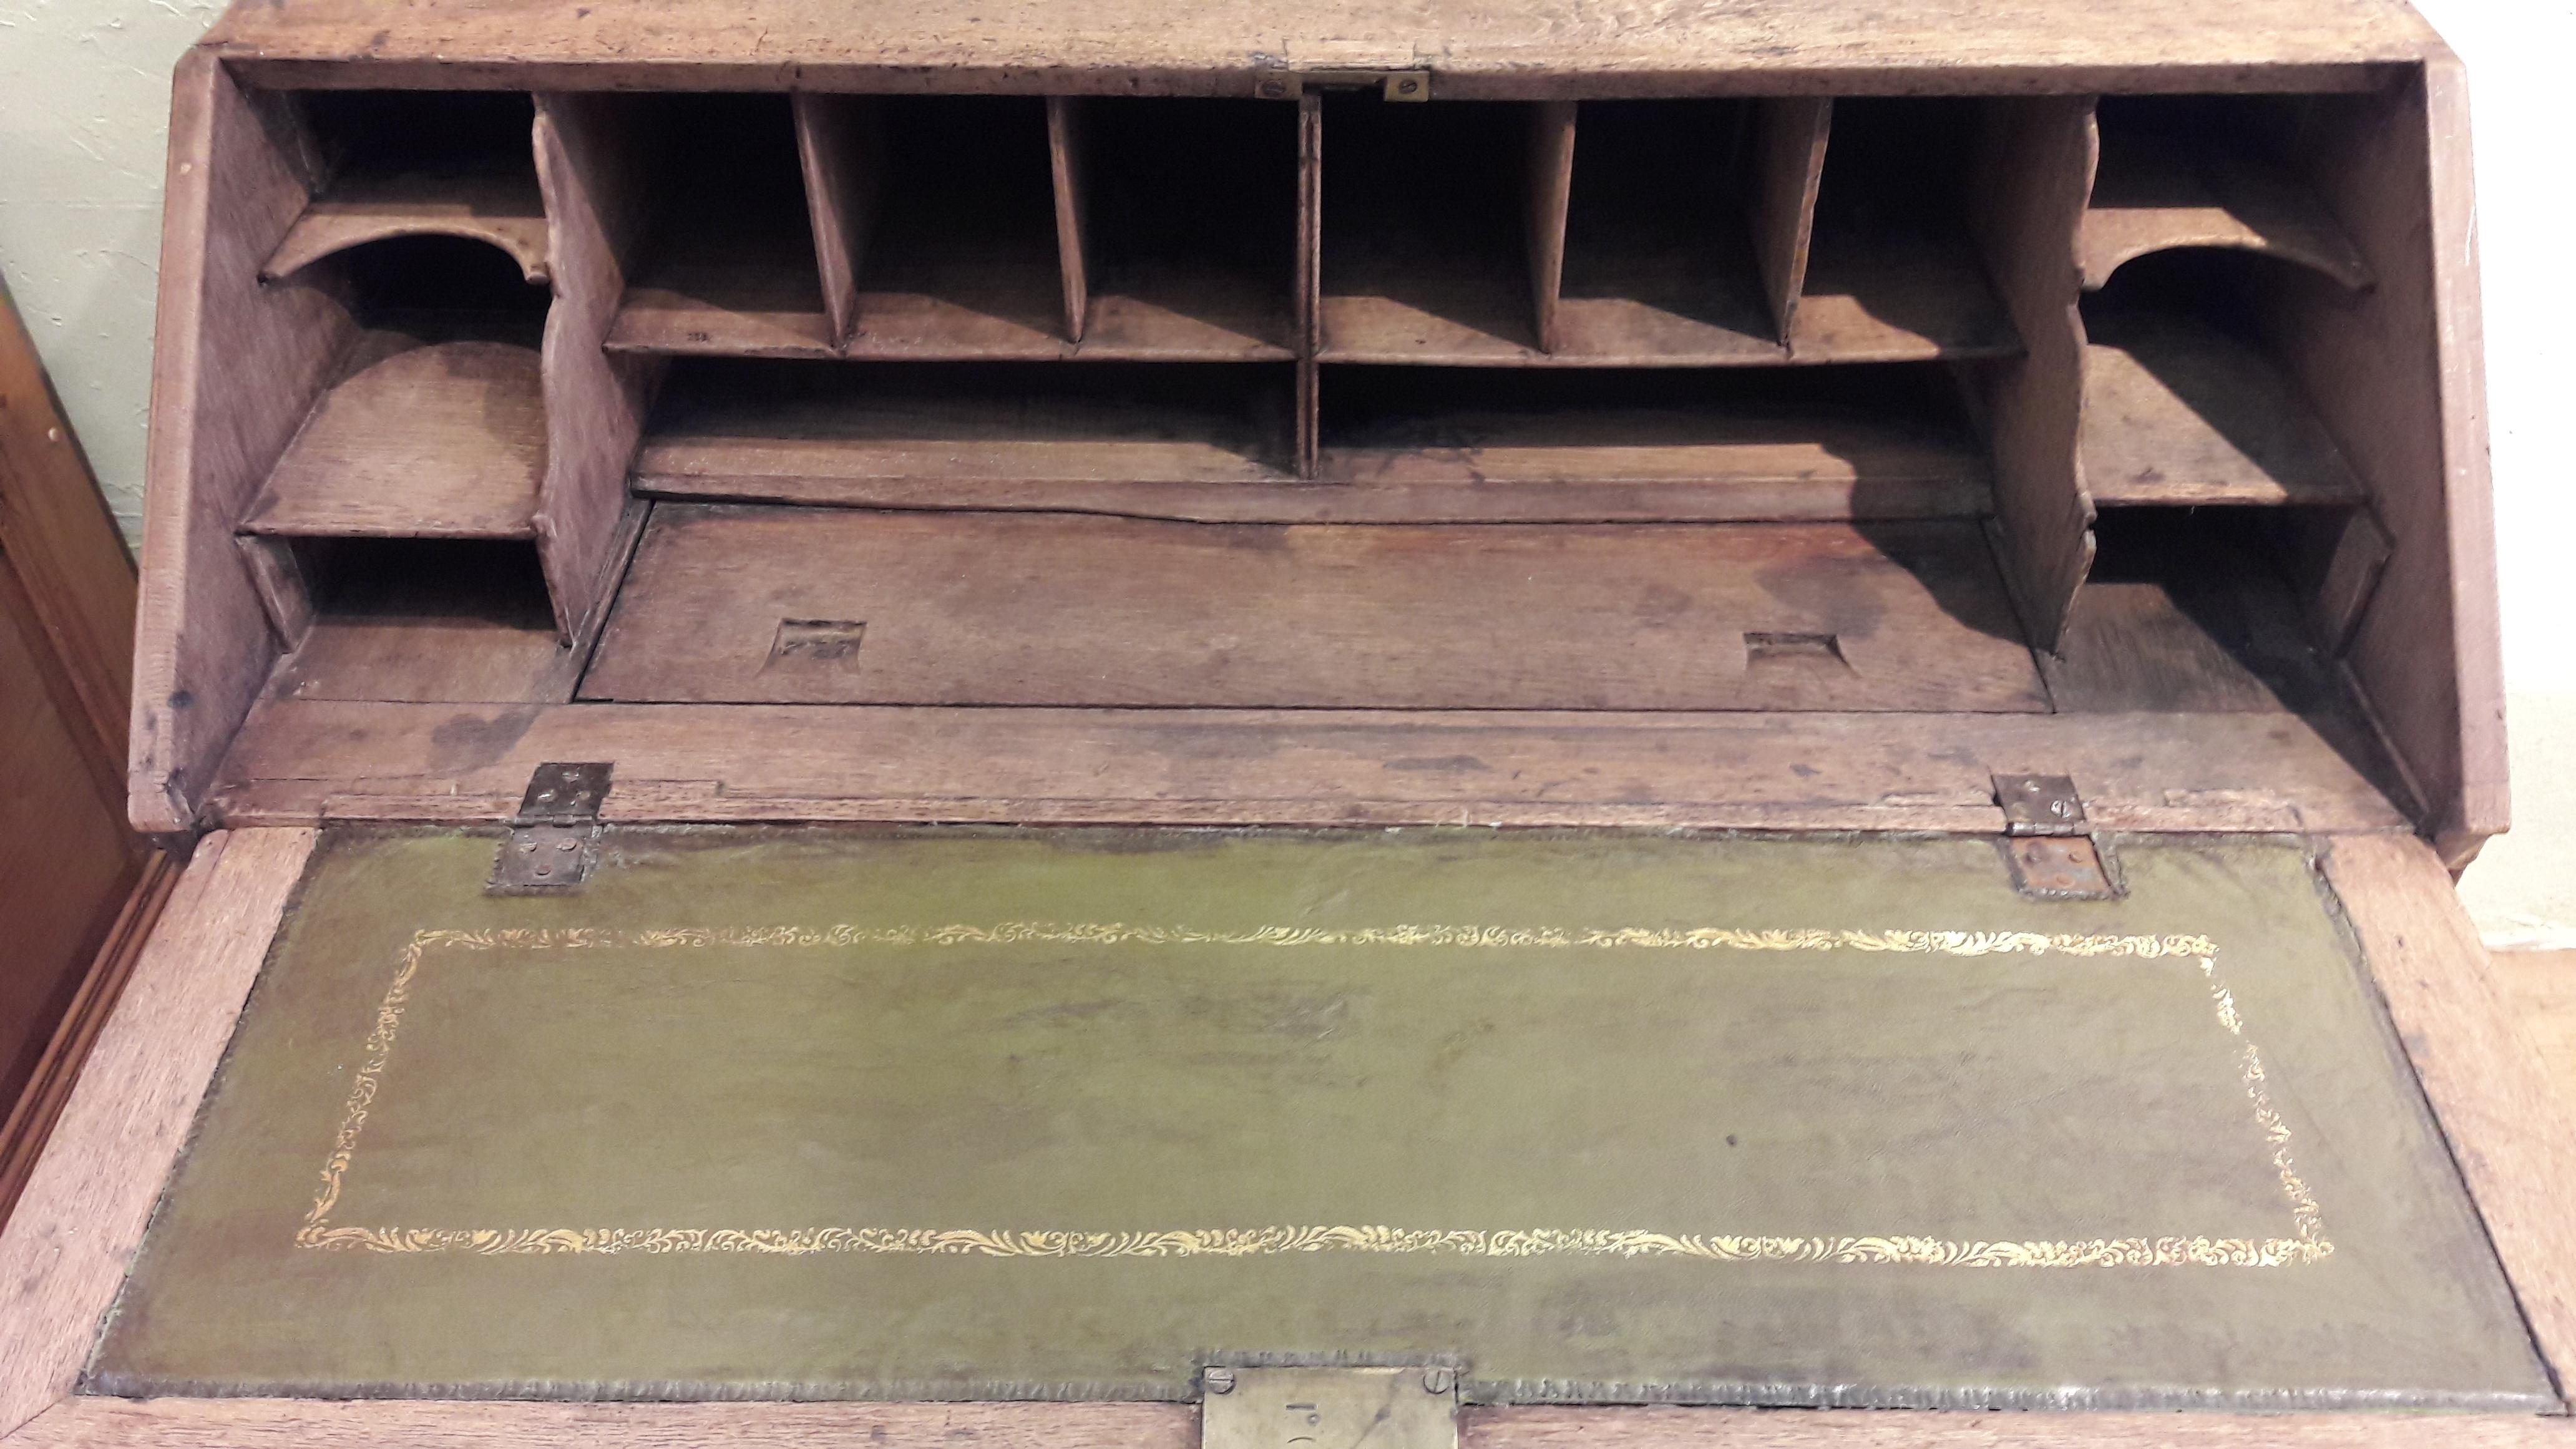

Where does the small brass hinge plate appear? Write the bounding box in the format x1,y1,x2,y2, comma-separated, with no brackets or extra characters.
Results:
1994,773,2087,836
2003,834,2120,900
490,762,612,894
1201,1367,1458,1449
1255,69,1431,101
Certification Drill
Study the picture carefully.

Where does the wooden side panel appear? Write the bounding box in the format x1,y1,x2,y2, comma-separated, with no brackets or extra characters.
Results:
1965,95,2099,652
1525,100,1576,353
2274,57,2505,865
1047,95,1092,344
793,92,884,348
0,829,315,1440
0,572,147,1191
1295,91,1322,477
1749,97,1832,340
129,53,358,833
533,93,658,643
2325,833,2576,1401
0,295,135,758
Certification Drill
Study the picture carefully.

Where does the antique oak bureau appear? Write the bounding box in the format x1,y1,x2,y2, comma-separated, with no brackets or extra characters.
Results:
2,0,2567,1444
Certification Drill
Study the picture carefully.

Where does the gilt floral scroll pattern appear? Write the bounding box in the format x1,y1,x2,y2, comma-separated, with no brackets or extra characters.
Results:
295,924,2328,1267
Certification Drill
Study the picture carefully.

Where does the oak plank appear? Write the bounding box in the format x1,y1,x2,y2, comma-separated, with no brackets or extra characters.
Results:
793,92,885,349
1525,100,1577,351
578,510,2046,713
0,829,316,1440
239,340,546,539
2271,59,2507,866
260,168,551,285
2080,311,2366,508
1749,97,1832,341
2326,833,2576,1399
533,93,659,643
9,1396,1193,1449
203,701,2408,835
1963,95,2097,653
1470,1405,2574,1447
130,54,356,832
2080,126,2371,291
198,0,2442,94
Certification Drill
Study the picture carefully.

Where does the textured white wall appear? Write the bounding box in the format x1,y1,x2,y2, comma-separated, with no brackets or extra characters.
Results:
0,0,2566,934
0,0,223,538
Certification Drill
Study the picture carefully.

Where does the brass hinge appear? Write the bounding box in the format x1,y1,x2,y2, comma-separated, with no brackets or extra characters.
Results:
1992,773,2121,900
1201,1367,1458,1449
1254,69,1432,101
489,761,611,894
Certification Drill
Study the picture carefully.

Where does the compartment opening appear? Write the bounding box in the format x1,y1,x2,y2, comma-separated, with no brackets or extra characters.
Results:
260,91,550,288
1315,362,1989,497
827,95,1064,353
1552,100,1778,362
1800,99,2017,359
2079,250,2363,508
241,237,553,544
2082,95,2369,293
295,90,539,178
634,358,1299,489
318,233,554,348
2052,505,2351,715
1063,98,1300,355
614,93,829,349
284,536,557,628
256,535,582,705
1318,95,1544,359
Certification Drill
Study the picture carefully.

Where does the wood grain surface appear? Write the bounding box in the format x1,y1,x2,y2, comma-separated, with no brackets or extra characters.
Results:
259,169,552,285
201,698,2409,834
197,0,2437,93
129,54,352,833
2327,834,2576,1401
0,829,315,1440
578,509,2046,712
239,341,546,539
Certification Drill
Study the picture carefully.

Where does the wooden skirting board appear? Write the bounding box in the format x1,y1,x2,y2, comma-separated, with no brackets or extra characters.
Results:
0,826,2570,1442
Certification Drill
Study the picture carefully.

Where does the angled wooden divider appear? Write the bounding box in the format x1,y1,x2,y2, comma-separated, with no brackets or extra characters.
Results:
1964,95,2099,653
1046,97,1092,344
1748,97,1832,341
793,93,883,351
1296,92,1323,477
1525,100,1577,353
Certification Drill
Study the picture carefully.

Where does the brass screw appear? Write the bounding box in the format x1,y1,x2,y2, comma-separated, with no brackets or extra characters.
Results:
1422,1367,1455,1395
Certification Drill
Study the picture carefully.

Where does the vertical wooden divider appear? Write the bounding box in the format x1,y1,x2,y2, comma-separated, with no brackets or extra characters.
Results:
1048,97,1092,345
1747,97,1832,342
533,94,663,645
1964,95,2099,653
1295,90,1324,478
794,93,884,351
1525,100,1578,353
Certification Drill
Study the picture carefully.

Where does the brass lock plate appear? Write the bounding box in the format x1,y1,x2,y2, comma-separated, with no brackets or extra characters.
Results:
1202,1367,1458,1449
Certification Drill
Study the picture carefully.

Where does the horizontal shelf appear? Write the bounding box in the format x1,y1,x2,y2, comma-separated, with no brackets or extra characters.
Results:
608,267,1294,362
2079,129,2371,292
1319,237,2014,366
262,167,550,285
580,508,2046,714
2080,311,2365,508
240,339,545,539
635,359,1296,487
1315,365,1988,489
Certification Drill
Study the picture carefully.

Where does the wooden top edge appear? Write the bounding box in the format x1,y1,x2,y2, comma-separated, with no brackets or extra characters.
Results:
195,0,2439,89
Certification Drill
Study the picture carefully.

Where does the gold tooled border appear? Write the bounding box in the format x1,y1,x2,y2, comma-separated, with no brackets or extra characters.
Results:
295,925,2329,1267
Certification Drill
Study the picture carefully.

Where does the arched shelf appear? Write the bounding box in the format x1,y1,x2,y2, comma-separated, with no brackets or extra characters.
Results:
261,170,551,286
2079,131,2371,293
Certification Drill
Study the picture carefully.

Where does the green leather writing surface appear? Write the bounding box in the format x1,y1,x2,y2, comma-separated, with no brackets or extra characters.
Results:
92,827,2549,1408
